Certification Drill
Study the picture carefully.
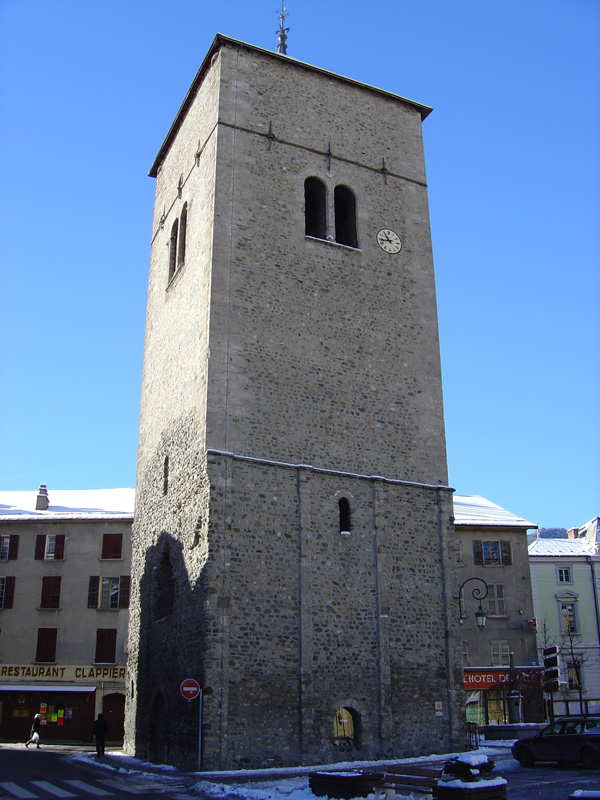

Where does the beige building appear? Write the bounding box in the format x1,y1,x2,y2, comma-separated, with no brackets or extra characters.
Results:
0,485,134,743
126,34,464,770
454,495,543,725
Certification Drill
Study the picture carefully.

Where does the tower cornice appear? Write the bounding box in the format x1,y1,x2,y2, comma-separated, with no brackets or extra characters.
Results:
149,33,432,178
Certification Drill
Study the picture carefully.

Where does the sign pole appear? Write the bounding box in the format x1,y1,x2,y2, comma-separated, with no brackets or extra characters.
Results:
197,688,203,772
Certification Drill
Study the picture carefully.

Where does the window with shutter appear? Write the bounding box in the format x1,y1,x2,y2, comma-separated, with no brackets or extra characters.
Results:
40,576,61,608
0,576,15,609
488,584,506,616
95,629,117,663
101,534,123,559
88,576,100,608
36,628,57,662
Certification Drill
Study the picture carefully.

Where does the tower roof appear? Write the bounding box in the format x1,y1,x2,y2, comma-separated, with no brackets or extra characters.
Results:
149,34,433,178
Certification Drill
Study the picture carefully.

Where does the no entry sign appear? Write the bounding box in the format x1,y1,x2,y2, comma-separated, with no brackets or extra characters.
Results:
180,678,201,701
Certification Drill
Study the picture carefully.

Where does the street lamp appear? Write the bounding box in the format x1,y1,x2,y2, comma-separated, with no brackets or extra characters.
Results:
459,577,489,630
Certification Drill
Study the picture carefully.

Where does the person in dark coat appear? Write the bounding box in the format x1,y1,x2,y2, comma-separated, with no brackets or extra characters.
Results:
93,712,109,756
25,713,42,748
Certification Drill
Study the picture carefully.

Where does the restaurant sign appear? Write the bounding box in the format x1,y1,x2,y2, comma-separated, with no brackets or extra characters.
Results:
0,665,126,682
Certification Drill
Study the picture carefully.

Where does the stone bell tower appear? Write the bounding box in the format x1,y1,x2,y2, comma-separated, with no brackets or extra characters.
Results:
125,34,464,770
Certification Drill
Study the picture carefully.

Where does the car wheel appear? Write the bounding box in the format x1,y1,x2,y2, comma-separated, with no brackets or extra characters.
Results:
581,747,599,769
515,746,535,768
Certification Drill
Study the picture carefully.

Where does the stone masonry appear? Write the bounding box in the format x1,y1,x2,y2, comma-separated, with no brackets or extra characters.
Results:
125,35,465,770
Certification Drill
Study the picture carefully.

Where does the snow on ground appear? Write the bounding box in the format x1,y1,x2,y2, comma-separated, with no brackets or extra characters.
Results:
72,740,516,799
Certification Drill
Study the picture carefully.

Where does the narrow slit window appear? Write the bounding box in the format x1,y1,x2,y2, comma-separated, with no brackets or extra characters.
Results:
339,497,351,534
177,203,187,268
334,185,357,248
304,177,327,239
169,218,179,281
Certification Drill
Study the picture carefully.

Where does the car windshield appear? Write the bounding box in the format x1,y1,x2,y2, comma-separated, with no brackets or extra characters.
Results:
542,722,563,736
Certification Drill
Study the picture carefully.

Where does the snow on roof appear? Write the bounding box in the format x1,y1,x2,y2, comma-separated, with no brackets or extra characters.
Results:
453,494,536,529
0,488,135,521
528,537,595,557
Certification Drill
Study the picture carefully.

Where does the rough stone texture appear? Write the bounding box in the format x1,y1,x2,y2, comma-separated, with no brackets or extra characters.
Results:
125,36,465,770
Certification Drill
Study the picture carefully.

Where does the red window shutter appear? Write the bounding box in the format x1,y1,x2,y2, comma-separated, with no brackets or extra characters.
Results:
119,576,130,609
3,576,15,608
473,540,484,565
102,534,122,559
88,576,100,608
8,535,19,560
35,535,46,560
36,628,57,662
95,629,117,663
41,576,61,608
54,535,65,560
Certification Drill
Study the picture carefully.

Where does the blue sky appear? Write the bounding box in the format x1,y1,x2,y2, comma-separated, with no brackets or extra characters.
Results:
1,0,598,529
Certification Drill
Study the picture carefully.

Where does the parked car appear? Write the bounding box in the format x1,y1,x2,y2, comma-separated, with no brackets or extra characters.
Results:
512,716,600,769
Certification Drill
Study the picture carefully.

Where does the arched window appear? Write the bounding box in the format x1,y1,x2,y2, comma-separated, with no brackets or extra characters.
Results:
339,497,351,534
168,219,179,282
334,185,357,248
305,177,327,239
177,203,187,268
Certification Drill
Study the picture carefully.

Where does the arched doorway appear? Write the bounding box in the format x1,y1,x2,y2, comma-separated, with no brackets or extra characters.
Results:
102,692,125,742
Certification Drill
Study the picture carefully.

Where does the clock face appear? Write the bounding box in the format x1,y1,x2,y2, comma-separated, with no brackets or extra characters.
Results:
377,228,402,254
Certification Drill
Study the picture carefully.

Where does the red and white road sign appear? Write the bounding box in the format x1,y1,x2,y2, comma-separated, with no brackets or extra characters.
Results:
180,678,201,701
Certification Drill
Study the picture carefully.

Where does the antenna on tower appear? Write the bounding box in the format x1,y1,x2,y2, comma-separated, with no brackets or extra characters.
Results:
276,2,289,55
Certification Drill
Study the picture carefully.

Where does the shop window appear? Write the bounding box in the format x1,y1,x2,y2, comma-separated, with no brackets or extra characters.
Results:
490,640,510,666
339,497,351,535
473,540,512,566
35,534,65,560
40,576,61,609
88,576,130,609
36,628,57,662
557,566,572,584
0,534,19,561
101,533,123,560
333,706,361,748
0,576,15,609
95,628,117,663
334,185,358,248
487,584,506,616
305,177,327,239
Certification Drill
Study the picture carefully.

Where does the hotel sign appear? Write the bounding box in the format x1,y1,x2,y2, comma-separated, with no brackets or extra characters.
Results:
0,665,126,682
464,667,543,690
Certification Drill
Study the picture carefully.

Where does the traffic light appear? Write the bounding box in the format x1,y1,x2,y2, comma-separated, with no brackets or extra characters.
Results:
543,645,560,693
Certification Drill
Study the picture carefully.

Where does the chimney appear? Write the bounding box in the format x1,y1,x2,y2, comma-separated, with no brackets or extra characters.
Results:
567,526,579,540
36,484,49,511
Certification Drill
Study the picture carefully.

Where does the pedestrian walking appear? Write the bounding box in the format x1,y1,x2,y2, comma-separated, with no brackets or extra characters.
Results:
25,713,42,748
93,712,109,756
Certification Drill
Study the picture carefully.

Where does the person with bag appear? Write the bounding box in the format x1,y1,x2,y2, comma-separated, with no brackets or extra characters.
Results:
25,713,42,748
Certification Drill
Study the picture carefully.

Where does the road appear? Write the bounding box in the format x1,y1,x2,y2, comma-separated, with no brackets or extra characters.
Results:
0,744,598,800
0,745,194,799
491,752,600,799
